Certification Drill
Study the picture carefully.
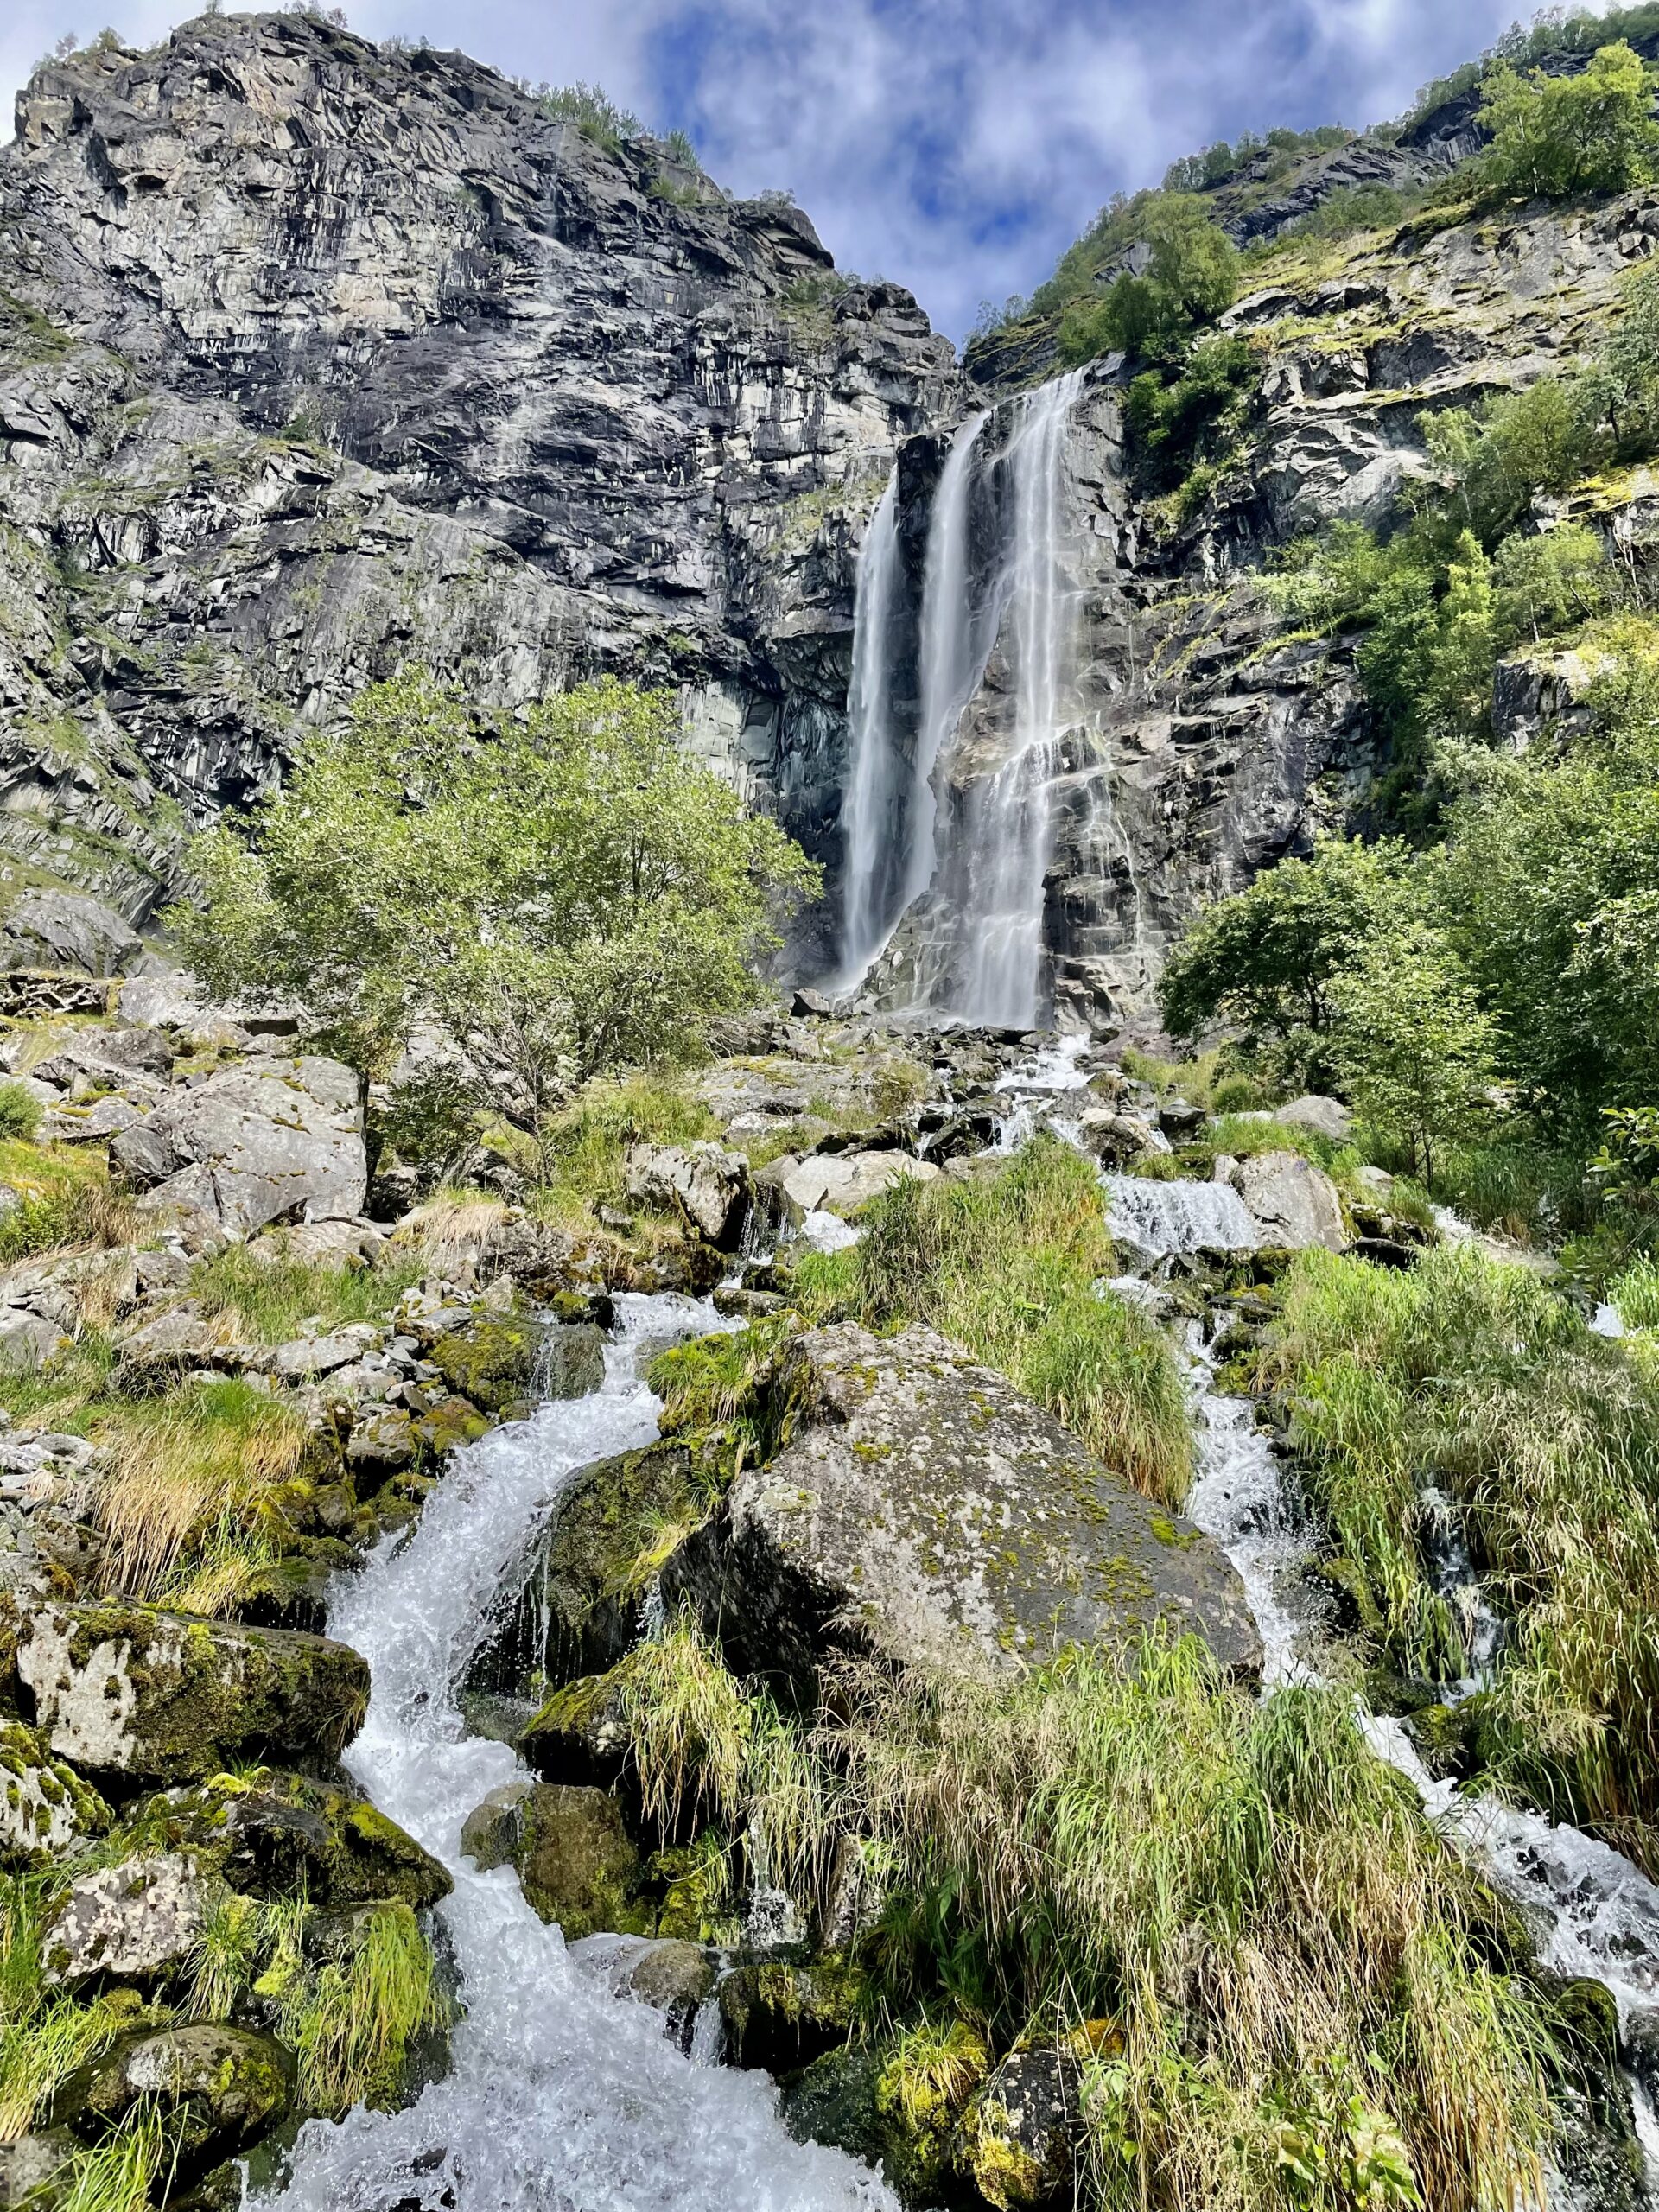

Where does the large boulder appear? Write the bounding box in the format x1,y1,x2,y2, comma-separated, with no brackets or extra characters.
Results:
626,1141,752,1249
59,2024,294,2174
1273,1095,1354,1145
9,1599,370,1786
117,1770,450,1909
0,890,140,976
111,1056,367,1240
1230,1150,1347,1251
963,2047,1081,2211
0,1718,109,1864
780,1150,939,1217
663,1323,1260,1693
461,1779,652,1940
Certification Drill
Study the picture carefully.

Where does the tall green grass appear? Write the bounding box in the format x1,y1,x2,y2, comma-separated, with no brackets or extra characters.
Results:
795,1140,1194,1509
1254,1244,1659,1854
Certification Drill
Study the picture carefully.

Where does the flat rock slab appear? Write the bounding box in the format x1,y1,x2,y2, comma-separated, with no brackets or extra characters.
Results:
664,1321,1260,1690
781,1150,939,1217
9,1598,370,1785
111,1055,366,1240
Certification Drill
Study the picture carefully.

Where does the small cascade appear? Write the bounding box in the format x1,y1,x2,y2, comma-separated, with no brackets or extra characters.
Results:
991,1032,1091,1151
1100,1173,1261,1262
955,368,1085,1028
837,474,906,984
260,1292,894,2212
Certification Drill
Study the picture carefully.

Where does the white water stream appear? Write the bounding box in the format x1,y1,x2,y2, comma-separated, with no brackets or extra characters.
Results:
839,476,906,986
257,1293,895,2212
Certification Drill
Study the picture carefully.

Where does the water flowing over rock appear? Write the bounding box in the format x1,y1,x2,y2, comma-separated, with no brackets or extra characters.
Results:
1101,1174,1262,1263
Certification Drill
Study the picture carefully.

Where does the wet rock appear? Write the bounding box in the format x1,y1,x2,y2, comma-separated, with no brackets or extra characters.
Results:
1273,1094,1353,1144
41,1851,220,1985
570,1933,716,2052
59,2024,294,2174
780,2046,886,2172
626,1141,752,1249
461,1780,651,1941
780,1150,939,1217
0,1718,109,1864
117,1770,451,1909
112,1056,367,1240
424,1309,545,1413
0,892,139,977
664,1321,1260,1693
1229,1150,1347,1252
10,1597,370,1786
1075,1108,1157,1165
717,1956,866,2071
963,2046,1080,2210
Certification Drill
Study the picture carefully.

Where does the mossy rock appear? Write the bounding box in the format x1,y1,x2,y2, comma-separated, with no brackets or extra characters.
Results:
717,1955,868,2072
57,2024,294,2180
962,2048,1080,2211
651,1840,731,1944
410,1393,491,1461
8,1597,371,1788
113,1770,451,1909
0,1716,109,1865
427,1311,552,1413
466,1433,731,1700
461,1780,653,1941
873,2024,991,2204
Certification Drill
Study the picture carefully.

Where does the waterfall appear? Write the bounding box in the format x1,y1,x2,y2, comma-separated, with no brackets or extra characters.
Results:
905,411,990,913
837,474,905,982
955,367,1084,1028
258,1293,894,2212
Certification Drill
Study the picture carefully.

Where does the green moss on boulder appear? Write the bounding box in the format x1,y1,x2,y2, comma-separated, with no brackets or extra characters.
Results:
461,1780,653,1940
717,1956,868,2072
0,1717,109,1864
427,1312,548,1412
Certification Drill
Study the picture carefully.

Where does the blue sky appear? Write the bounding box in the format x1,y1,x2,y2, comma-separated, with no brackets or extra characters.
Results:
0,1,1599,338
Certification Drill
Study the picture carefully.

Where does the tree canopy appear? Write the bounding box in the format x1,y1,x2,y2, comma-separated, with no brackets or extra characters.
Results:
174,673,818,1128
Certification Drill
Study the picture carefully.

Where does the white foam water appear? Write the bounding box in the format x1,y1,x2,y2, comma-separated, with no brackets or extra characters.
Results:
254,1292,894,2212
1100,1174,1260,1262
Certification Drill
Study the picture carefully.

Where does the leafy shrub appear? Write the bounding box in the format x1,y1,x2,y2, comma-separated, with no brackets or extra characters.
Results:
0,1083,41,1141
1473,40,1659,201
536,81,641,149
1058,195,1239,364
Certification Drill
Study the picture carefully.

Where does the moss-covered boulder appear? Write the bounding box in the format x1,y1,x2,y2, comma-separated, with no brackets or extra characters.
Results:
780,2045,887,2172
467,1433,729,1699
57,2024,294,2177
8,1597,370,1786
716,1956,867,2072
425,1310,556,1413
42,1852,222,1986
460,1780,652,1940
874,2023,991,2203
662,1321,1261,1698
0,2130,78,2207
113,1770,450,1908
0,1717,109,1864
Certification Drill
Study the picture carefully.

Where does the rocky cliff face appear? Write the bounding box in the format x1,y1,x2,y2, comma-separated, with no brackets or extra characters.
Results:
0,10,956,936
3,14,1656,1026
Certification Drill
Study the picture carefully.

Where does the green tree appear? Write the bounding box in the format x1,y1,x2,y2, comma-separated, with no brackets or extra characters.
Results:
1476,40,1659,200
1330,922,1502,1185
1059,194,1239,363
1491,524,1610,643
1157,836,1413,1085
174,672,819,1135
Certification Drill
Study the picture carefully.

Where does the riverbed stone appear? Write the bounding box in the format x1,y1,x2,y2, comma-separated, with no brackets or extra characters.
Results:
462,1779,652,1941
9,1597,370,1785
662,1321,1260,1692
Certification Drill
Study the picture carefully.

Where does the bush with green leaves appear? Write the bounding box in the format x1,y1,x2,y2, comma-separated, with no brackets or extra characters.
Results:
1121,334,1258,512
174,672,818,1137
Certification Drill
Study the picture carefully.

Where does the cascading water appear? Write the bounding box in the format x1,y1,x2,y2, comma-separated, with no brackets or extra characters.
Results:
956,368,1085,1029
257,1293,894,2212
837,475,906,984
906,411,991,914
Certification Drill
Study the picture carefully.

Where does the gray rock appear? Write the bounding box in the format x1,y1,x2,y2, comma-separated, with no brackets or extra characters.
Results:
117,972,207,1029
245,1218,385,1269
0,892,140,977
32,1025,174,1087
663,1321,1260,1691
113,1300,223,1378
0,2133,77,2207
780,1149,939,1217
0,1310,68,1371
1272,1095,1354,1144
42,1093,144,1141
112,1055,367,1239
965,2046,1080,2210
10,1598,370,1786
626,1141,752,1249
41,1851,221,1985
270,1328,374,1379
1230,1150,1347,1251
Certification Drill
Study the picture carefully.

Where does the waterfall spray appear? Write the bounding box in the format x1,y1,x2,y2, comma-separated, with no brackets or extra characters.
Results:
837,474,904,981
